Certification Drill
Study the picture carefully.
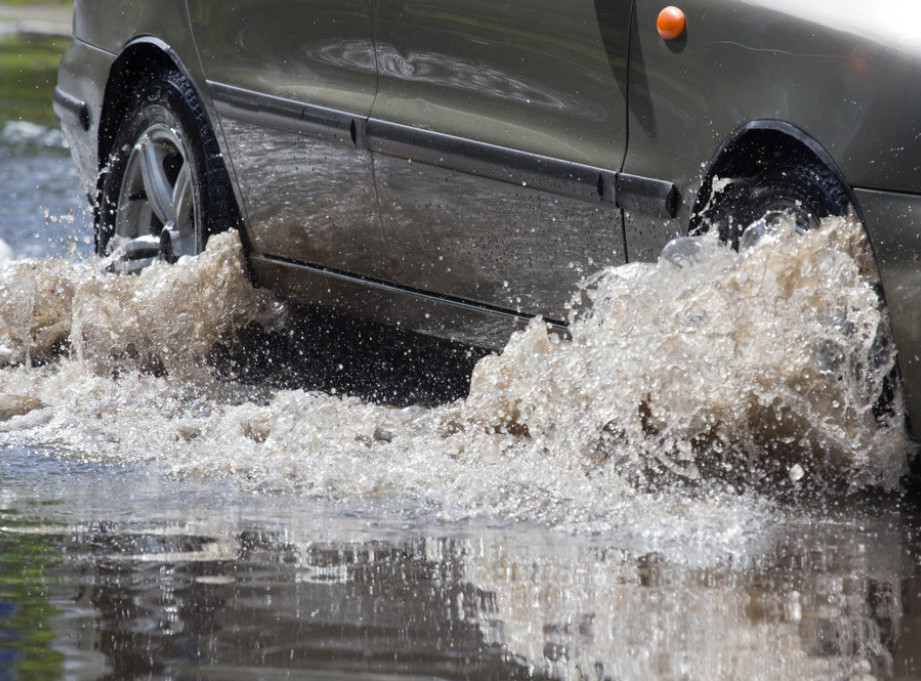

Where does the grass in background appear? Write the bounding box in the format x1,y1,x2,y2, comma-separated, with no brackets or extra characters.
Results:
0,34,69,125
0,1,70,5
0,0,73,124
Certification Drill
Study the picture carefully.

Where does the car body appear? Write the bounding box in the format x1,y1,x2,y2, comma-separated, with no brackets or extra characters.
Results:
54,0,921,435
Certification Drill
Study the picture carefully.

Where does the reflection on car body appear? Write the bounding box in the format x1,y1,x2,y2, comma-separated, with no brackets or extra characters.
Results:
54,0,921,438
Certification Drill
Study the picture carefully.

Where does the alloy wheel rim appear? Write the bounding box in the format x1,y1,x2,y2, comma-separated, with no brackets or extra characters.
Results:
110,123,199,269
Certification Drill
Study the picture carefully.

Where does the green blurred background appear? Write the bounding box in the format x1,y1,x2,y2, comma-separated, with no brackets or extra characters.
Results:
0,1,73,125
1,6,88,679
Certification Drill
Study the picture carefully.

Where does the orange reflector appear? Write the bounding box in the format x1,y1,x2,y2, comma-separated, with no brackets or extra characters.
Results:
657,6,686,40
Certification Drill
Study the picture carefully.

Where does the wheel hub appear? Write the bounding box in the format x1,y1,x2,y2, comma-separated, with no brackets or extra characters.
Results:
107,121,200,271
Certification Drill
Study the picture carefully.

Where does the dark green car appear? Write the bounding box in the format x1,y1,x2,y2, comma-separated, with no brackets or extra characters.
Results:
54,1,921,433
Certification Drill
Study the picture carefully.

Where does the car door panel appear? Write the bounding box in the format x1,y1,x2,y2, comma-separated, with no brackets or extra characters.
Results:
187,0,384,277
369,0,633,318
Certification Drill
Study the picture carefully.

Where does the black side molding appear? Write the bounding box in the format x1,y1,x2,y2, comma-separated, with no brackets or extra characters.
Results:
53,86,90,131
367,119,617,206
208,82,679,219
616,173,679,218
208,81,357,147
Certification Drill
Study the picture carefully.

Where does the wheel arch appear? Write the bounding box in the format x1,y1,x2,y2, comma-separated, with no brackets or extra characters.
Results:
98,37,202,178
689,121,866,236
688,121,908,433
95,37,247,256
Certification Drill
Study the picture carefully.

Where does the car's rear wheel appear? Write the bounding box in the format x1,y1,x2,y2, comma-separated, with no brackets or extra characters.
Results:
96,68,237,271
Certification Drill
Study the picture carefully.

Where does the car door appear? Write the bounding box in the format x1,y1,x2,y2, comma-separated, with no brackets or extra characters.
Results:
186,0,384,278
369,0,633,321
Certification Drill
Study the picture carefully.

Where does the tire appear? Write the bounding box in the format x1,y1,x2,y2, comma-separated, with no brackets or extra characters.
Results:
96,68,238,271
698,151,851,248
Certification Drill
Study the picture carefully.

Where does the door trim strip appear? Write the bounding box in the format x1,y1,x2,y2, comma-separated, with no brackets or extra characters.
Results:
209,81,357,146
366,119,616,206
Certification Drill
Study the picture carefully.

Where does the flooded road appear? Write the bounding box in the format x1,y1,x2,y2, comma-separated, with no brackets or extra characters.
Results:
4,458,921,681
3,29,921,681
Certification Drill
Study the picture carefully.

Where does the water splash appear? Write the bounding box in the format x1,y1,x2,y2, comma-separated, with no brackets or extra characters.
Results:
464,216,910,491
0,217,912,529
0,232,280,376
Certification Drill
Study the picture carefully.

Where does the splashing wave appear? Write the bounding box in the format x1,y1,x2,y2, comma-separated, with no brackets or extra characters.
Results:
0,217,912,525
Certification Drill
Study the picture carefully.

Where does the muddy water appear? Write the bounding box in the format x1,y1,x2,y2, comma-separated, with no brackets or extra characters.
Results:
4,39,921,679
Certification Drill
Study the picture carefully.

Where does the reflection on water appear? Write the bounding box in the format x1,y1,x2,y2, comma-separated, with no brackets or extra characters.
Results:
1,455,920,681
0,517,65,680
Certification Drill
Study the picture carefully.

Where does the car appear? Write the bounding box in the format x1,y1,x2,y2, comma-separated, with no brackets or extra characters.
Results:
53,0,921,436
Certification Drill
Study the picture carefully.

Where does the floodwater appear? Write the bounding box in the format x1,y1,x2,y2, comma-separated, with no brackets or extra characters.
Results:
3,30,921,681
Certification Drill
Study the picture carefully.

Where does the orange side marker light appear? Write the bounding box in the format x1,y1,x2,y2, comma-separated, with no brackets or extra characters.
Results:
657,6,686,40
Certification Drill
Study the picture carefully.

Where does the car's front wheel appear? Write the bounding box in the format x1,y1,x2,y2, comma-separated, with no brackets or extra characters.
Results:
696,150,851,248
96,68,237,271
693,144,903,427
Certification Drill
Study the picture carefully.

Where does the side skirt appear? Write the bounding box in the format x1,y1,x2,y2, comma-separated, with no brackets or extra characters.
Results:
250,256,567,351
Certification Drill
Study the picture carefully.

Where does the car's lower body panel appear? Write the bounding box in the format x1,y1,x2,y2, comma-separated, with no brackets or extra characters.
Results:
53,38,113,198
856,187,921,436
217,117,386,280
371,152,627,321
249,255,553,351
